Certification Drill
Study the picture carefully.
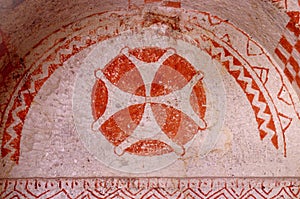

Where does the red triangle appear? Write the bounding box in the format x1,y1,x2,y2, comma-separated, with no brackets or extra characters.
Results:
271,134,279,149
253,66,269,84
247,39,263,56
207,15,223,25
277,84,292,105
2,131,12,145
259,130,268,140
221,34,231,44
1,147,11,157
278,113,292,132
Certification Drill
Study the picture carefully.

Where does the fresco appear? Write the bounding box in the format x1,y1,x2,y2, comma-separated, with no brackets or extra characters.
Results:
0,0,300,198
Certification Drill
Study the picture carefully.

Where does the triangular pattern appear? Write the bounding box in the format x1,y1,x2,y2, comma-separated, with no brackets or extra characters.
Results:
182,188,204,198
253,66,269,85
288,185,300,198
1,34,93,163
278,113,293,132
1,178,300,199
241,188,266,199
270,187,294,199
261,183,273,195
247,39,263,56
277,84,292,105
47,189,72,199
220,34,232,44
207,14,223,25
229,186,245,197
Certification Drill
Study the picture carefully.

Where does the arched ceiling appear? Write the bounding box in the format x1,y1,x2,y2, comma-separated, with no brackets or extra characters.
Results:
0,0,300,197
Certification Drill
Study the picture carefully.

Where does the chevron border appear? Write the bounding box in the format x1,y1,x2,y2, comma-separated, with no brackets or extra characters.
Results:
0,178,299,199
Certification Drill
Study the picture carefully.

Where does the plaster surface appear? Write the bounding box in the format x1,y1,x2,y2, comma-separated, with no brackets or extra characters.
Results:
1,0,300,198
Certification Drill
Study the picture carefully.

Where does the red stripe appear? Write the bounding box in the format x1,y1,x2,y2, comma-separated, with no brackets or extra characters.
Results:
294,40,300,54
284,67,295,83
279,36,293,53
275,48,288,65
289,56,300,73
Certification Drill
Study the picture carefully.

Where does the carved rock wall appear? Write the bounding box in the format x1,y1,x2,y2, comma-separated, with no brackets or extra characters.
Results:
0,0,300,198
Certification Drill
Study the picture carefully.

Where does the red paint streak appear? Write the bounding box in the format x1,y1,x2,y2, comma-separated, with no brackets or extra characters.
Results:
144,0,162,3
277,84,292,105
22,93,35,107
296,74,300,87
1,146,11,158
16,108,28,123
279,36,293,53
162,1,181,8
271,134,279,149
1,129,12,147
125,140,173,156
275,48,288,65
284,68,294,83
289,56,300,73
91,79,108,119
287,11,300,37
189,10,296,148
190,80,206,119
129,47,166,63
294,40,300,53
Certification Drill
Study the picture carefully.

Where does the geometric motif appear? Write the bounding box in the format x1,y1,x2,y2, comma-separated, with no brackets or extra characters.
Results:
0,2,300,199
0,178,299,199
91,47,206,157
1,6,299,166
73,36,225,173
275,11,300,98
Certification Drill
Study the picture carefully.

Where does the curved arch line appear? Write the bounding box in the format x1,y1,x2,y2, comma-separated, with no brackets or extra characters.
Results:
0,9,290,163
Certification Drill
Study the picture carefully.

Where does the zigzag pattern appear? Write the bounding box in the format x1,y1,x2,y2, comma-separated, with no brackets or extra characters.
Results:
1,36,89,163
206,40,280,150
0,11,138,163
0,9,291,163
0,178,299,199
